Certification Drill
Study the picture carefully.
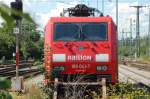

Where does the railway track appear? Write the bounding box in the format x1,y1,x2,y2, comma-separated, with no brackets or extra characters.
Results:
128,62,150,71
120,66,150,80
119,65,150,87
120,58,150,71
0,63,33,74
0,69,38,77
0,61,42,79
0,60,33,68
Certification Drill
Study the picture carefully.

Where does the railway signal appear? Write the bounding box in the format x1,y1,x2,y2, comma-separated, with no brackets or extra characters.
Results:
11,0,23,20
10,0,24,92
11,0,23,78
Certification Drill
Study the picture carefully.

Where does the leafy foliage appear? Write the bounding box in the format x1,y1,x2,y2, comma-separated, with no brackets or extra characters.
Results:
0,91,12,99
20,21,43,60
0,24,15,59
119,36,150,59
0,21,43,60
108,83,150,99
0,3,34,26
0,78,11,89
0,3,43,60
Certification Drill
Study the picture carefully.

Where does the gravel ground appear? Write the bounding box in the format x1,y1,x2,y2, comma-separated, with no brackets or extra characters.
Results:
11,75,44,99
25,74,44,86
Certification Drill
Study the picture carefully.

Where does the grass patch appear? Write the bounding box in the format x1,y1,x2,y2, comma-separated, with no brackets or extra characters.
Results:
10,80,150,99
137,56,150,63
0,91,12,99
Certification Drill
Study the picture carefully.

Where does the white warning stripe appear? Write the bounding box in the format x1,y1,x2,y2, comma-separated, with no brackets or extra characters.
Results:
96,54,109,62
53,54,66,62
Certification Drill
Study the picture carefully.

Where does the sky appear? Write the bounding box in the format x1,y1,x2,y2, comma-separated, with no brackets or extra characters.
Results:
0,0,150,39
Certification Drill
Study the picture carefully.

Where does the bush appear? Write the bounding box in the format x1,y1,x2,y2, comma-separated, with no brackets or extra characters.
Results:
0,59,15,65
0,78,11,89
108,83,150,98
0,91,12,99
33,61,42,66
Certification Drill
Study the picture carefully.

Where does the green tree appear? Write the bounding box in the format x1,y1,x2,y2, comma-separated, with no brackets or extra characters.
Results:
0,3,33,26
20,21,43,60
0,3,43,60
0,24,15,59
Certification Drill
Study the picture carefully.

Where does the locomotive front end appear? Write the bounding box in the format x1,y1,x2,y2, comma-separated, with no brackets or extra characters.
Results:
44,4,118,85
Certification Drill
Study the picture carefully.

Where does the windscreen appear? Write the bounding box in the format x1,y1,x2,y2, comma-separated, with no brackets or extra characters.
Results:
54,22,108,41
54,23,79,41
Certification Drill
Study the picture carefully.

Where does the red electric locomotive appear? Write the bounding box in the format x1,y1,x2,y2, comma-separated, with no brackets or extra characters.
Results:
44,4,118,85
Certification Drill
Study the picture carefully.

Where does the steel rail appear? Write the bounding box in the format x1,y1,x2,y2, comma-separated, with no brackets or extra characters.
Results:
120,66,150,80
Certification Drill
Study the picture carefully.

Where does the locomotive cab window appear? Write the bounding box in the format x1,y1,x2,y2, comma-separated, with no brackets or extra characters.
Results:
54,22,108,41
54,23,79,41
82,22,108,41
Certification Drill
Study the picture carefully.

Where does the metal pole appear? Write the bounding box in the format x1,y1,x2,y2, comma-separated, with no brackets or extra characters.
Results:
130,18,133,56
102,0,104,14
116,0,118,29
97,0,98,10
125,31,128,48
16,20,21,78
122,29,124,47
136,7,140,57
16,20,19,78
130,6,145,58
148,7,150,57
122,29,124,56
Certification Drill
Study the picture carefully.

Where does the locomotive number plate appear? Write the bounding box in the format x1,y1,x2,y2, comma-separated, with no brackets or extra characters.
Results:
72,64,90,69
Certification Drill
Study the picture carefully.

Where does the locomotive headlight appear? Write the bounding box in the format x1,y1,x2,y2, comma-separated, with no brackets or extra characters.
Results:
96,66,108,71
95,54,109,62
53,54,66,62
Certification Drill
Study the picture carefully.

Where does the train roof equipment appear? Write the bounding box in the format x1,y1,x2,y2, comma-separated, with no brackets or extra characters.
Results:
60,4,103,17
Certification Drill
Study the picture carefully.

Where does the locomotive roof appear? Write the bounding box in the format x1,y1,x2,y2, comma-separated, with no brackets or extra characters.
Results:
49,17,113,23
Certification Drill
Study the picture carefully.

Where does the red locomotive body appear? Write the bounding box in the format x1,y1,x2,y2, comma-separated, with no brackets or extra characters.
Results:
44,5,118,85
